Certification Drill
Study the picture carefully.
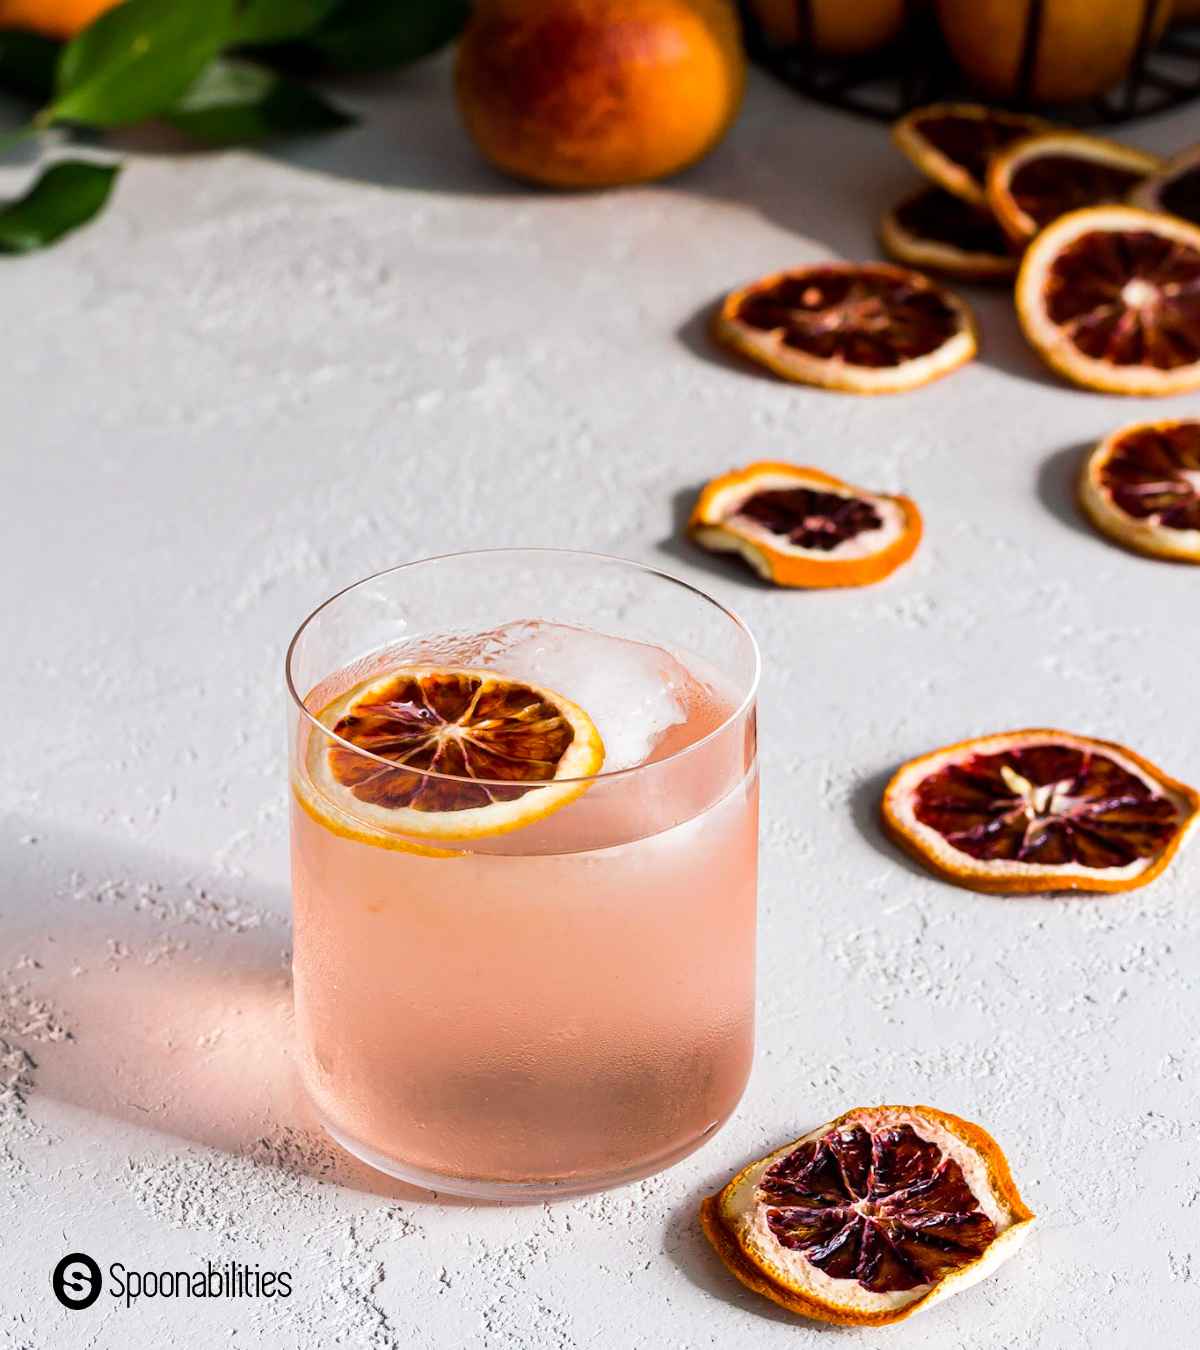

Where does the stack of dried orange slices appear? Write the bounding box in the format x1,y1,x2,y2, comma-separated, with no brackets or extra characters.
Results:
295,665,605,855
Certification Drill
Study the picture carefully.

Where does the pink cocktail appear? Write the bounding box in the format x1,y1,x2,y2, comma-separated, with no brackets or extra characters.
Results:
286,551,759,1198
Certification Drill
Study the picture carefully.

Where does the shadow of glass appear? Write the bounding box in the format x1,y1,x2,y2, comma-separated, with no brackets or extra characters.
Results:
0,817,476,1206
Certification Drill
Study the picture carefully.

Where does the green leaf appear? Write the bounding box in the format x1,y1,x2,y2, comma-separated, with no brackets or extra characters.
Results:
0,160,119,254
0,29,60,102
45,0,234,128
166,57,353,144
231,0,339,47
308,0,468,72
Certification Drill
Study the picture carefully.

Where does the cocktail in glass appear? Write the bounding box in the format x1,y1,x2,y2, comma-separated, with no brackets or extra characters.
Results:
286,550,759,1198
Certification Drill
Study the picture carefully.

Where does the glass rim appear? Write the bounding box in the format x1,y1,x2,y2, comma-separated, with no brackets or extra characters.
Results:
285,547,761,788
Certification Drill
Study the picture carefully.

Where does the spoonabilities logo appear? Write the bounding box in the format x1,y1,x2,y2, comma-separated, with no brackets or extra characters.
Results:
52,1253,102,1310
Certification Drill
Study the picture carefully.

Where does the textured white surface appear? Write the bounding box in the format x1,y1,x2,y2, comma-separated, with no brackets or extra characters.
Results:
3,53,1200,1350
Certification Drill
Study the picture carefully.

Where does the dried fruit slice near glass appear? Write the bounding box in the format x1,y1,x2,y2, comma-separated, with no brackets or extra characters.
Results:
302,667,605,842
986,132,1162,245
882,729,1199,894
688,461,922,587
892,103,1051,208
700,1104,1034,1327
1079,418,1200,562
713,263,977,393
1129,144,1200,226
879,185,1016,282
1015,205,1200,395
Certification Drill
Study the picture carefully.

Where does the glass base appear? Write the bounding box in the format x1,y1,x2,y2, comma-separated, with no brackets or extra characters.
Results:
316,1106,733,1201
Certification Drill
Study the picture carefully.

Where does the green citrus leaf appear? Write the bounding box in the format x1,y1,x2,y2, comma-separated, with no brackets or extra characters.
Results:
0,160,119,254
308,0,468,71
0,29,59,101
46,0,234,128
232,0,339,46
166,57,353,144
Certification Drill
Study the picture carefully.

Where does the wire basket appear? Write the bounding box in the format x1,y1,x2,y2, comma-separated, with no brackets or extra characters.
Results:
739,0,1200,125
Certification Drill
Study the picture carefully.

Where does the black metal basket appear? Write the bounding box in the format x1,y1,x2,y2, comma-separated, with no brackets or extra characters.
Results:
739,0,1200,125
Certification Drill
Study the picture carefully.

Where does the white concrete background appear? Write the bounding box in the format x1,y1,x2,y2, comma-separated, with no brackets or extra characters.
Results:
2,50,1199,1350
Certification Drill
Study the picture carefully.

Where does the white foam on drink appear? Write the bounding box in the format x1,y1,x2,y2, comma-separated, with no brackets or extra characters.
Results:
476,621,690,772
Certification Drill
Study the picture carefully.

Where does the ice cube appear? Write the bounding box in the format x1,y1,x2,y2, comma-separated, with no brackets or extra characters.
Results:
483,621,689,772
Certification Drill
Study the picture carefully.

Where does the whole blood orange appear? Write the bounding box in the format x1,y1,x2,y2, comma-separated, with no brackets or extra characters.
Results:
454,0,745,188
882,729,1200,894
935,0,1173,104
746,0,906,55
0,0,117,37
702,1104,1035,1326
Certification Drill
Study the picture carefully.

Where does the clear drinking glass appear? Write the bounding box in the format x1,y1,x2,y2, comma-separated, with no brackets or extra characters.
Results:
286,549,760,1198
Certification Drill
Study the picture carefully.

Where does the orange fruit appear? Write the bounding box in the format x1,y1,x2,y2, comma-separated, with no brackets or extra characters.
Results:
986,131,1162,245
745,0,906,55
1015,205,1200,396
454,0,745,189
0,0,117,37
1079,418,1200,562
300,667,604,843
1130,144,1200,226
879,185,1017,283
701,1104,1035,1327
936,0,1173,104
893,103,1052,209
713,262,977,393
688,461,923,587
882,729,1200,894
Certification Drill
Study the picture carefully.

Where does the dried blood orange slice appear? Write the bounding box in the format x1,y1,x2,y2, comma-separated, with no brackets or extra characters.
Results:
1130,144,1200,226
986,132,1162,245
713,264,977,393
688,461,922,587
882,729,1199,894
892,103,1051,208
303,667,604,842
1079,418,1200,562
879,185,1016,282
1016,206,1200,395
701,1104,1034,1327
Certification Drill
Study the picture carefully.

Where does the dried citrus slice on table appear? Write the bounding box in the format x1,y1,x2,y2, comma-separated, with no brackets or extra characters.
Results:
882,729,1199,894
1079,418,1200,562
986,132,1162,245
1130,144,1200,226
713,264,977,393
701,1104,1034,1327
879,185,1016,282
688,462,922,587
892,103,1051,208
300,667,604,843
1016,206,1200,395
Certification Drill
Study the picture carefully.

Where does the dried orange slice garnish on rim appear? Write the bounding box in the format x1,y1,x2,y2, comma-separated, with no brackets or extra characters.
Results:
882,729,1199,895
688,462,922,588
713,263,977,393
1129,144,1200,227
1015,205,1200,396
1079,418,1200,562
701,1104,1034,1327
879,185,1017,283
892,103,1051,208
985,131,1161,245
304,667,604,842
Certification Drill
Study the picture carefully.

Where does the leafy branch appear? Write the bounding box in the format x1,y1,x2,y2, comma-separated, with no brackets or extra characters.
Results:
0,0,468,252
